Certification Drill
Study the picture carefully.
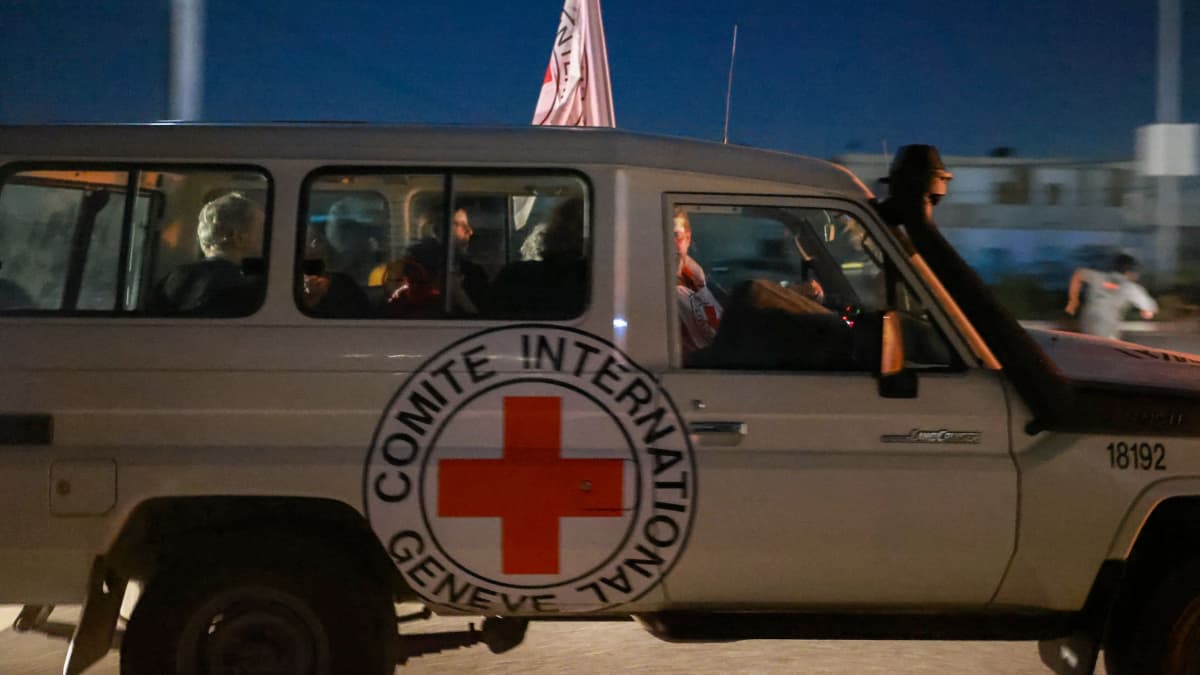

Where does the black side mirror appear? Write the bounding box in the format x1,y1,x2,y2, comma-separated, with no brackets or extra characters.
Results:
301,258,326,276
879,310,918,399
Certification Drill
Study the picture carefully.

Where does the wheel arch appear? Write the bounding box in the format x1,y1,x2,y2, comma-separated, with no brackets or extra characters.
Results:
1108,480,1200,561
1102,491,1200,674
106,495,411,600
1102,486,1200,646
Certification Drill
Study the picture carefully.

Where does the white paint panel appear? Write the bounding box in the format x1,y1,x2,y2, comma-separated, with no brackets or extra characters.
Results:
660,369,1015,607
49,460,116,516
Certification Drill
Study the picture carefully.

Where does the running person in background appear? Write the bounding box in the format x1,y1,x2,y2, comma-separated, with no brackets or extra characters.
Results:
1065,253,1158,339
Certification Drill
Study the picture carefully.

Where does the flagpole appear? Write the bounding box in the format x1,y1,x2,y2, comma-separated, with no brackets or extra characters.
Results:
722,24,738,144
592,0,616,124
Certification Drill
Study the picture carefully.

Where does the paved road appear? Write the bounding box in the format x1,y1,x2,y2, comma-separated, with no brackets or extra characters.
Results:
0,606,1108,674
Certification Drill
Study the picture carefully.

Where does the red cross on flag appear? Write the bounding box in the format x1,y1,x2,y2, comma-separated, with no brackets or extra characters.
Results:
532,0,616,127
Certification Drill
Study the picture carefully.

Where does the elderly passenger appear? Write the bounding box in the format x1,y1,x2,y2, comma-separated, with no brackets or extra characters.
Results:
149,192,265,316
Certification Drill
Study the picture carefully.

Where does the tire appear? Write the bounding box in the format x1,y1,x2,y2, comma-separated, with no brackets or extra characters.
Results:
1106,558,1200,675
121,541,395,675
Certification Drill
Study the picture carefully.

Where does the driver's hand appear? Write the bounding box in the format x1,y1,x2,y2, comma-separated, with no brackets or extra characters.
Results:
798,279,824,304
1065,298,1079,316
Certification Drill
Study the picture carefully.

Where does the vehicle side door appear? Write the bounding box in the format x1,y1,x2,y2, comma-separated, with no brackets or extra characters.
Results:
659,196,1017,607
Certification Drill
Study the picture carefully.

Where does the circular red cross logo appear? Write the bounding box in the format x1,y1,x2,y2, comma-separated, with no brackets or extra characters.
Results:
365,325,695,613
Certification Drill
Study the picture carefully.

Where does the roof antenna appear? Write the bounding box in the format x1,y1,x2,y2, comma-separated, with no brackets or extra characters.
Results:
722,24,738,144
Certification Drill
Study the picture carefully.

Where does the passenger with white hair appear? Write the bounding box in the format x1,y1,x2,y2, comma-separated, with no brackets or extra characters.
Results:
149,192,265,316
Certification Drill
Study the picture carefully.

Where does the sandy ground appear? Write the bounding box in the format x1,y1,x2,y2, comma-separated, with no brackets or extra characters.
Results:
0,604,1108,674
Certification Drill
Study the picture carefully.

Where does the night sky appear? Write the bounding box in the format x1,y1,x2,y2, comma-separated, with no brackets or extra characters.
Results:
1,0,1197,160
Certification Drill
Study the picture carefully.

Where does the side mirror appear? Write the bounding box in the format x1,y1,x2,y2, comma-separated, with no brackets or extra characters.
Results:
879,310,918,398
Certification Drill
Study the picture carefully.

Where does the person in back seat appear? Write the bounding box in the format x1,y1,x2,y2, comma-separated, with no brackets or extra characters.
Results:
376,257,441,317
148,192,265,316
326,198,387,286
301,225,372,318
406,207,489,314
490,197,587,318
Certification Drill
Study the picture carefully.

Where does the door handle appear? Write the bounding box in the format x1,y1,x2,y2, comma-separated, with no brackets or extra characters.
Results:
0,414,53,445
688,421,748,435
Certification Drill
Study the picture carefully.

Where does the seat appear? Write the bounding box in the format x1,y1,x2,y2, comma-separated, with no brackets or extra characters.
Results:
688,279,856,371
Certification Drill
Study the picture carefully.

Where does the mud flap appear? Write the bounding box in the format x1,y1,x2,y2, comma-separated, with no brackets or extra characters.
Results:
63,556,127,675
1037,560,1125,675
1038,632,1098,675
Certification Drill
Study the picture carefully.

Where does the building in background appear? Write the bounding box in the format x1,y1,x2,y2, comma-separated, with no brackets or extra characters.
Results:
835,151,1200,350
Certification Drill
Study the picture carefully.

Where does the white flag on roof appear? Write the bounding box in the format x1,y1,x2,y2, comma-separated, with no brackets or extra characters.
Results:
532,0,615,127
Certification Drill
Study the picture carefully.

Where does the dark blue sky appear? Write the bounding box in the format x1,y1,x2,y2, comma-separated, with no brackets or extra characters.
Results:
1,0,1197,160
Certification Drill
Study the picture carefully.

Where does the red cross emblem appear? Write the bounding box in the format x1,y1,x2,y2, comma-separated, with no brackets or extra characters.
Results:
437,396,625,575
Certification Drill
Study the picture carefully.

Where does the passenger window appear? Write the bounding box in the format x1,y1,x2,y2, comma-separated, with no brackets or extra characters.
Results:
673,203,956,372
0,168,270,316
299,170,589,319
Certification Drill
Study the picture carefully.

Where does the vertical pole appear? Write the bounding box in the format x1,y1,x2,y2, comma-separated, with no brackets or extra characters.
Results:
169,0,205,121
722,25,738,145
1157,0,1181,125
1153,0,1181,285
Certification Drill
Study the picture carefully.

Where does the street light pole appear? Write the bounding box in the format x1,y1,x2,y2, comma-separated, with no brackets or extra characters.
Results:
1157,0,1181,125
168,0,205,121
1152,0,1181,285
723,25,738,145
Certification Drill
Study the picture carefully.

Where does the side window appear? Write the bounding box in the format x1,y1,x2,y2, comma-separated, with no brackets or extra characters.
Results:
0,167,270,316
299,170,589,319
673,202,956,372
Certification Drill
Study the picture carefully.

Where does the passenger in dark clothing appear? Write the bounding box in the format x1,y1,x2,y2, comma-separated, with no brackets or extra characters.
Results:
406,207,489,314
490,197,588,318
152,258,260,316
326,197,387,286
300,225,372,318
489,258,587,318
303,269,372,318
149,193,265,316
375,256,442,317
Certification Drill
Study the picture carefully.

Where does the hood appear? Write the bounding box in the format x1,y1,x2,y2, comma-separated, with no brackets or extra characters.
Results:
1027,328,1200,393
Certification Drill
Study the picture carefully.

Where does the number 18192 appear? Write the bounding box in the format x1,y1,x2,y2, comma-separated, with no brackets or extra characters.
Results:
1107,442,1167,471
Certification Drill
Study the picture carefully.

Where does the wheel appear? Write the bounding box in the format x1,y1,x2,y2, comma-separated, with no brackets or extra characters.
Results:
1106,558,1200,674
121,541,395,675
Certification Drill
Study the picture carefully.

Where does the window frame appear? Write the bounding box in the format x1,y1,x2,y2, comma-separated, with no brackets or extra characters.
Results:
0,161,274,319
296,166,594,321
665,193,977,372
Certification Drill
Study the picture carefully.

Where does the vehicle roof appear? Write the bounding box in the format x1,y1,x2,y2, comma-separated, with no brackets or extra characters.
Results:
0,124,869,198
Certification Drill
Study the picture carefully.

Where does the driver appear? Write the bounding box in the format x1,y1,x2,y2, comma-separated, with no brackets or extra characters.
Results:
876,144,953,231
